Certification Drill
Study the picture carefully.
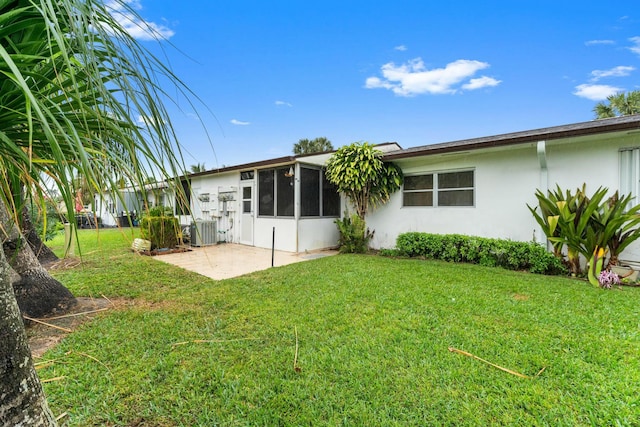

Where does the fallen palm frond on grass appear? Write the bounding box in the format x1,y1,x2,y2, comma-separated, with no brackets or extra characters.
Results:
55,412,69,422
66,351,111,374
41,376,65,383
35,361,56,370
448,347,546,379
293,326,301,372
38,307,111,320
24,315,73,333
170,338,260,348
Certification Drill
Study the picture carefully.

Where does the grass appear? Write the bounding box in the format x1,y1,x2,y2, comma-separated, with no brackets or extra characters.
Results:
40,229,639,426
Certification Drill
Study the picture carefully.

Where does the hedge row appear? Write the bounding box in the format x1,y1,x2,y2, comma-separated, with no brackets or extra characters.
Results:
387,232,566,275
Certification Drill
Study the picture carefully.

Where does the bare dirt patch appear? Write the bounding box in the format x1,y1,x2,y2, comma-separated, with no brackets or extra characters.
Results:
26,297,113,358
512,293,530,301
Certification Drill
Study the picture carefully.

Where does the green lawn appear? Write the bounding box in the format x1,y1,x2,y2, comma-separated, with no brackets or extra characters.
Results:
41,229,639,426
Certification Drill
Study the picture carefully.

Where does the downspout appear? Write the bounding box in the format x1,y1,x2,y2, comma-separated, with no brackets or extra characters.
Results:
294,163,300,253
536,140,548,249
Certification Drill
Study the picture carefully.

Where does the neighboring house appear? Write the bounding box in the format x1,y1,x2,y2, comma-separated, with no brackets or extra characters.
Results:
94,181,169,227
367,114,640,264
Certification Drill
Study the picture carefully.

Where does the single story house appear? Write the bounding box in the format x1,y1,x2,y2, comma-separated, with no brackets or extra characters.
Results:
95,115,640,262
175,143,401,252
367,114,640,264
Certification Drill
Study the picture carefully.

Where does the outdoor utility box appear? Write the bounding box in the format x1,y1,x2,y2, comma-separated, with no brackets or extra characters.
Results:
190,220,217,246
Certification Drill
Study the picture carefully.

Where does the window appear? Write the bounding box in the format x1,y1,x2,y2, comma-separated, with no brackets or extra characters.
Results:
242,186,252,214
276,167,294,216
403,170,474,207
301,167,320,216
322,172,340,216
240,170,254,180
300,166,340,217
258,167,294,217
258,170,274,216
175,179,191,215
620,148,640,204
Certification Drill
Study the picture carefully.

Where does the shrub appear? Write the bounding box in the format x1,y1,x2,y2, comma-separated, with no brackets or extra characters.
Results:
378,248,401,257
29,200,64,241
139,215,180,249
335,213,373,254
147,206,174,217
395,232,567,275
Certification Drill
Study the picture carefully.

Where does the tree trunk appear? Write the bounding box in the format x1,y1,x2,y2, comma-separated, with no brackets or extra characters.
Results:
1,200,76,318
22,205,59,266
0,247,58,426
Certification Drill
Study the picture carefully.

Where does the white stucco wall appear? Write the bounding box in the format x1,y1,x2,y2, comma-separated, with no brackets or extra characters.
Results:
182,164,340,252
179,171,240,243
253,217,297,251
367,131,640,264
297,217,340,252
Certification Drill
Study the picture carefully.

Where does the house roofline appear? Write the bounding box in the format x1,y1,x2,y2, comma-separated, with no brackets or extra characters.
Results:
185,156,297,179
185,142,403,179
382,115,640,161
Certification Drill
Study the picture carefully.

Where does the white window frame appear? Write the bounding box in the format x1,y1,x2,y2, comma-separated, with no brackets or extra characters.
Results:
620,147,640,205
402,169,475,207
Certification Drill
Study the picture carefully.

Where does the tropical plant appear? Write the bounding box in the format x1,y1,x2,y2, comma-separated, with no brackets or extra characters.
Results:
529,185,640,276
529,185,607,275
326,142,402,253
293,137,334,155
0,0,198,424
335,212,373,253
190,162,206,173
593,90,640,118
589,191,640,266
325,142,403,220
588,247,606,287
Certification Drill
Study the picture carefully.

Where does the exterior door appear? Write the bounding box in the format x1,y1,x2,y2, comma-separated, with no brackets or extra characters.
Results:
239,183,254,245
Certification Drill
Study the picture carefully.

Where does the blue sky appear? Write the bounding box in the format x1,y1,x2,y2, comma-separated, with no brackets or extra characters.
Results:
111,0,640,169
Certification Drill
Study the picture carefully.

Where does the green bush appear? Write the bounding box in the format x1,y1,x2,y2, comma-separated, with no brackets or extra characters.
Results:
147,206,174,217
139,216,180,249
395,232,566,275
29,200,64,241
335,213,373,254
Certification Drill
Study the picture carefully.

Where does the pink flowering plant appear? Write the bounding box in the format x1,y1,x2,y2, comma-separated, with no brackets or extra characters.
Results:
598,270,620,289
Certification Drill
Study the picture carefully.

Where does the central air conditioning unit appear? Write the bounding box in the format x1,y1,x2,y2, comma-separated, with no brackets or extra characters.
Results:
190,220,217,247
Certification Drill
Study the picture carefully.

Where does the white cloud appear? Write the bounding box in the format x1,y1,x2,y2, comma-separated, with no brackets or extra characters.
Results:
105,0,175,41
585,39,615,46
461,76,502,90
629,36,640,55
394,45,407,51
137,114,165,126
590,66,635,81
275,100,292,107
573,84,622,101
230,119,250,125
365,58,500,96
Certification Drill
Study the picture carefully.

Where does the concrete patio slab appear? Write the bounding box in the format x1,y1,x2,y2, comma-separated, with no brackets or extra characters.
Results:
153,243,337,280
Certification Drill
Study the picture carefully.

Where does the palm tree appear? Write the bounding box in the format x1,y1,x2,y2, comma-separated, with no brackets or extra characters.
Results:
0,0,197,424
293,137,334,154
190,162,207,173
594,91,640,118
